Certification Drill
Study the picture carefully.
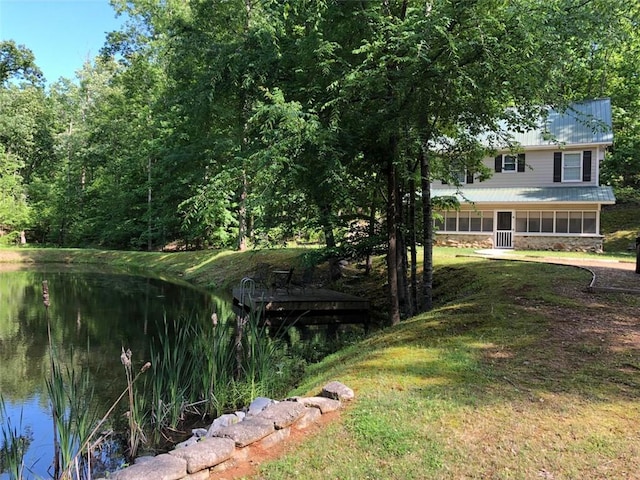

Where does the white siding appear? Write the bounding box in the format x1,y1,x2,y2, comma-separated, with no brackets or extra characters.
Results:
433,148,599,189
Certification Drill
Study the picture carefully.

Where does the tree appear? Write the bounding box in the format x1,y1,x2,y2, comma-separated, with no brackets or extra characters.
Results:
0,40,42,85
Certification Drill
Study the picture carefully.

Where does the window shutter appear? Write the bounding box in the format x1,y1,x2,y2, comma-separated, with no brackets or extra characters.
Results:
553,152,562,182
517,153,525,173
494,155,502,173
582,150,592,182
466,171,474,184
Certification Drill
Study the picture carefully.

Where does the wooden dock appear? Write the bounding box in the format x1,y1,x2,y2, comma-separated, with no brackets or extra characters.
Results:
232,287,370,326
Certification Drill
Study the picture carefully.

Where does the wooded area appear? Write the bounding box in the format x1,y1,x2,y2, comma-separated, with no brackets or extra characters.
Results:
1,0,639,323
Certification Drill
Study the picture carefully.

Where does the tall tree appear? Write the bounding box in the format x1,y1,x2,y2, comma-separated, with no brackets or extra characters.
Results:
0,40,42,85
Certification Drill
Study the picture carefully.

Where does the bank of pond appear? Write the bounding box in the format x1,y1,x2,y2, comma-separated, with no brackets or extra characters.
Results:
0,266,364,480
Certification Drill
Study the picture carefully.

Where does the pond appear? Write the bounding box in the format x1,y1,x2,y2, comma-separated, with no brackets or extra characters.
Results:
0,265,220,480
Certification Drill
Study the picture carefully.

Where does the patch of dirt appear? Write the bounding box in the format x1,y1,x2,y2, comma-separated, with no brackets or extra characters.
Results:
517,275,640,395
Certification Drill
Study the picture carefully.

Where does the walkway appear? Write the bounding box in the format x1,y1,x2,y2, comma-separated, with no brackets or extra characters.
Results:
473,250,640,294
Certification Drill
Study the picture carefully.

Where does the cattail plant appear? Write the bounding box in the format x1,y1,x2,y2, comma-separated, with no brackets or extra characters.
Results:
121,348,146,461
43,279,62,479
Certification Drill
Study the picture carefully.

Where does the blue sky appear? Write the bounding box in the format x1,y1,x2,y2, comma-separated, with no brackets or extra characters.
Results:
0,0,126,84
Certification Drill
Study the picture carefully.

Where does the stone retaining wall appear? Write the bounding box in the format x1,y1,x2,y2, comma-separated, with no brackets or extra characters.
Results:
102,381,354,480
435,233,604,252
434,234,494,249
514,235,604,252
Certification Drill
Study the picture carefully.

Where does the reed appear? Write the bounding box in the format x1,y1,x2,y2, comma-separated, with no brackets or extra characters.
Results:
121,348,146,462
141,301,294,439
0,396,30,480
199,302,237,416
145,316,202,434
239,308,280,400
45,353,98,480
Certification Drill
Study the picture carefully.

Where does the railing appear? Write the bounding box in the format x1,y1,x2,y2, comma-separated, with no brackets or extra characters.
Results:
495,230,513,248
238,277,256,307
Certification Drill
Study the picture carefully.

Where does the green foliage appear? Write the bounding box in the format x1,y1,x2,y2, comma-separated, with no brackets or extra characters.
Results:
45,352,98,479
0,396,31,480
141,301,295,445
0,41,43,85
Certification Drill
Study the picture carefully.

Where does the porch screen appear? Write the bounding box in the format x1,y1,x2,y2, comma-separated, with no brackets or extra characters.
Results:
515,211,598,234
435,211,493,232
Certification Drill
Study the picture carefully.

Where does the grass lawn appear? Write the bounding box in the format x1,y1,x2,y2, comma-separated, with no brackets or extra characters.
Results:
259,254,640,479
1,246,639,478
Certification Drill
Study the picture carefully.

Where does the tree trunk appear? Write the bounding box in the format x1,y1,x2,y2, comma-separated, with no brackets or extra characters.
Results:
408,170,418,315
387,153,401,326
420,147,434,311
237,168,248,251
365,198,376,275
396,179,409,317
319,203,341,280
147,156,152,251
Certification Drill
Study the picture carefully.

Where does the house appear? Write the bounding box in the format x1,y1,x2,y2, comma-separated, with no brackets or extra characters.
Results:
432,98,615,252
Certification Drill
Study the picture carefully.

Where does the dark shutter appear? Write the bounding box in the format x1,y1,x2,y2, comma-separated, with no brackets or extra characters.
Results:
494,155,502,173
582,150,592,182
517,153,526,172
466,171,474,184
553,152,562,183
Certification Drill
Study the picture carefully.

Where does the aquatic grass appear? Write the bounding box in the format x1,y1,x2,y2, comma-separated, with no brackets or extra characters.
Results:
140,299,305,441
121,348,146,462
199,303,237,416
0,396,31,480
146,315,195,435
45,353,99,480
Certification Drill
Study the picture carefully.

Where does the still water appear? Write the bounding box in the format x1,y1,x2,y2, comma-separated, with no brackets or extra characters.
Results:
0,265,220,479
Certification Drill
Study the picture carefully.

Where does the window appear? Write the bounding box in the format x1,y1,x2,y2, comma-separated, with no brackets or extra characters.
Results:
503,155,516,172
516,211,542,233
583,212,597,233
470,211,483,231
516,212,527,232
494,153,525,173
563,153,582,182
541,212,554,232
441,169,473,185
569,212,582,233
435,211,493,232
556,212,568,233
554,151,592,183
513,210,598,234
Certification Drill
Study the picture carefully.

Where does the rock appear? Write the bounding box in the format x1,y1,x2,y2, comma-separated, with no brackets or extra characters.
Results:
294,406,322,430
206,413,242,437
297,396,341,413
192,428,208,438
256,401,307,429
169,437,235,474
247,396,276,416
212,417,275,447
321,381,355,402
109,453,187,480
175,436,199,449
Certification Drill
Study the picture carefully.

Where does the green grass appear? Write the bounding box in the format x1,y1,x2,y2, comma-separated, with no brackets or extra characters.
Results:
601,203,640,253
257,259,640,479
2,245,639,478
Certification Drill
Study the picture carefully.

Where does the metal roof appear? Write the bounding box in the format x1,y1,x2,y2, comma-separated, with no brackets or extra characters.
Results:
432,186,616,204
504,98,613,147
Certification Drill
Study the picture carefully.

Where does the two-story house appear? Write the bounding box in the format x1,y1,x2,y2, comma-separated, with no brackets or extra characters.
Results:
432,98,615,252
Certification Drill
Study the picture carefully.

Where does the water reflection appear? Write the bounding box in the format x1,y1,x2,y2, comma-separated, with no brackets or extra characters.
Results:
0,266,219,479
